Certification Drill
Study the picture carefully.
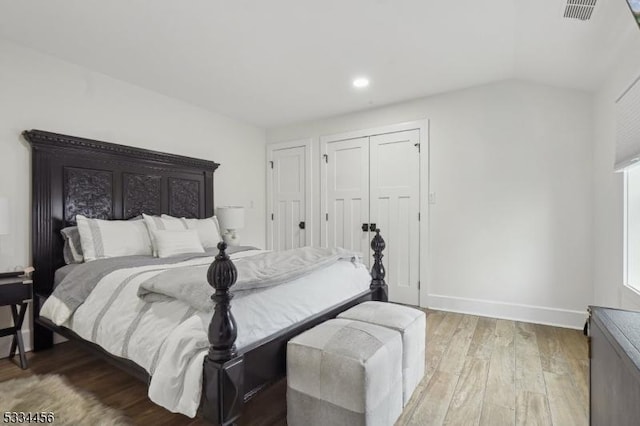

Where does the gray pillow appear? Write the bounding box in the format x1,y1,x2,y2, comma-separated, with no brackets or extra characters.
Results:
61,226,84,264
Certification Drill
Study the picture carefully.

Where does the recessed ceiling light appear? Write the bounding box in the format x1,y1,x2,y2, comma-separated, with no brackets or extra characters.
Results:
353,77,370,88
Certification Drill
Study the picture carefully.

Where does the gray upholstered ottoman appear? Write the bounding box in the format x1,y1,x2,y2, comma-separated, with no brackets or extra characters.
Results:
287,318,403,426
338,301,426,406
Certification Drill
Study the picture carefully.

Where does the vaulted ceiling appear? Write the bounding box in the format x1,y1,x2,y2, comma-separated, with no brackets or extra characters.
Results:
0,0,636,127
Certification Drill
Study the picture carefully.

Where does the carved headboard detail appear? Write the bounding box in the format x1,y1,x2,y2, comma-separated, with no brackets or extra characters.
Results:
24,129,220,298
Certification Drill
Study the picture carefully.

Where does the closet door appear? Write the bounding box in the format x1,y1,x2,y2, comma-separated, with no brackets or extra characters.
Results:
370,130,420,305
322,137,371,266
270,145,308,250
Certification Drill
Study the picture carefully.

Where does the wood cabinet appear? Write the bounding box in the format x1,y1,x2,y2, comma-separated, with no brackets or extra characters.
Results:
589,306,640,425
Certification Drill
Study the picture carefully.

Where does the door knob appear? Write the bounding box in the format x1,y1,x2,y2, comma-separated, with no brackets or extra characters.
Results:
362,223,369,232
369,223,377,232
299,221,305,230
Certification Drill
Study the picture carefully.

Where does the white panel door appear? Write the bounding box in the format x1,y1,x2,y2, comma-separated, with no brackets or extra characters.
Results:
370,130,420,305
271,145,307,250
322,137,371,266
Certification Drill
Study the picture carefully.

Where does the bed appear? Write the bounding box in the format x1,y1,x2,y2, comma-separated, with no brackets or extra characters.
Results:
25,129,389,425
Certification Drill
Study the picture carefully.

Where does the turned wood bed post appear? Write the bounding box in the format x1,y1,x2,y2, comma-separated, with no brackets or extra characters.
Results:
202,232,388,424
202,242,244,425
370,229,389,302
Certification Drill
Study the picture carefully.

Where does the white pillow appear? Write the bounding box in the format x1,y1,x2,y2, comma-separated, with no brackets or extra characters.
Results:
76,215,153,261
161,214,222,248
154,229,205,258
142,214,188,256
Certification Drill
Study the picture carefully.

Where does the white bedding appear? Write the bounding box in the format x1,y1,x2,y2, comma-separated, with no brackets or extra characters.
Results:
41,249,370,417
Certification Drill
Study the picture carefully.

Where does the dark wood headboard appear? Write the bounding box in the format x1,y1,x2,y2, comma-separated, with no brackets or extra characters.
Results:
24,129,220,298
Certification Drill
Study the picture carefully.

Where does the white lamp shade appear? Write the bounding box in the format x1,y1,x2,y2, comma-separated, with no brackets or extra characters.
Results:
0,197,9,235
217,206,245,230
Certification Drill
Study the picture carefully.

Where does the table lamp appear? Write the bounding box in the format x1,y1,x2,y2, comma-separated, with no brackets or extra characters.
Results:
216,206,245,246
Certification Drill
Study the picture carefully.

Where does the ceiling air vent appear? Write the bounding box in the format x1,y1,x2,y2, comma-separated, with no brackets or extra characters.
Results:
563,0,597,21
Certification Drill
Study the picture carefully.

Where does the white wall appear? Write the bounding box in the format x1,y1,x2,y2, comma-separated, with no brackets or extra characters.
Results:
0,39,266,353
268,80,594,328
592,24,640,310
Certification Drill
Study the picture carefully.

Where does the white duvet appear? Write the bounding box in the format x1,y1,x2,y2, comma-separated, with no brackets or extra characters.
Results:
41,249,370,417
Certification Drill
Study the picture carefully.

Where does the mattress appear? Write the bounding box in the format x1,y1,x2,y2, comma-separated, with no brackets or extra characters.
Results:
41,249,371,416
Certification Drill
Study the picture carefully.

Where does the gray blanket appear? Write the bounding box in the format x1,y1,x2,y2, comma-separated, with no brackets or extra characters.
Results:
137,247,360,312
51,246,254,316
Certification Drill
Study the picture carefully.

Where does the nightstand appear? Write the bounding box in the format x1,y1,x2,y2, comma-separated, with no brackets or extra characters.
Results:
0,276,32,369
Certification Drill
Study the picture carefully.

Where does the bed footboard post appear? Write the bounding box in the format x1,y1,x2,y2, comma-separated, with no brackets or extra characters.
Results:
370,229,389,302
202,242,245,425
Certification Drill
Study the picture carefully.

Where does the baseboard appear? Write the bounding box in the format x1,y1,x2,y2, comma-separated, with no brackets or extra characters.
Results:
425,294,588,330
0,329,32,357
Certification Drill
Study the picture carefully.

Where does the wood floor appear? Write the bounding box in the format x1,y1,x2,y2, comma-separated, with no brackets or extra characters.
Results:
398,310,589,426
0,310,588,425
